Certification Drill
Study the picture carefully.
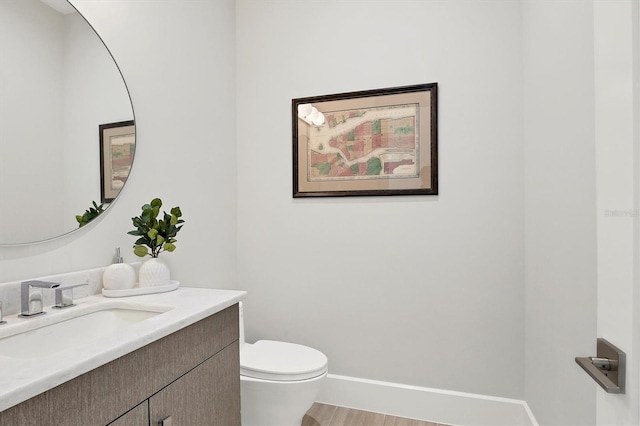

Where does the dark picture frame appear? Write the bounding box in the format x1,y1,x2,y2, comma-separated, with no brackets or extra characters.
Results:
99,120,135,203
292,83,438,198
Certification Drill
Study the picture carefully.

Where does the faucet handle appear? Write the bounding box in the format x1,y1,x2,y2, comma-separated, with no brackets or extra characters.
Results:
53,283,88,309
0,301,6,325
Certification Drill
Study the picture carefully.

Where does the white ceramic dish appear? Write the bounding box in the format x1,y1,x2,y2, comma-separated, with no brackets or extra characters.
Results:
102,280,180,298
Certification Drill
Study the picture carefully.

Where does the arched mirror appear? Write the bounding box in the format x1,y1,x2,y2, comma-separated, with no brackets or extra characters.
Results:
0,0,135,245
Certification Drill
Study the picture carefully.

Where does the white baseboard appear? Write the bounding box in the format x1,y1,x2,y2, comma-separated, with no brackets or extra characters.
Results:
317,374,538,426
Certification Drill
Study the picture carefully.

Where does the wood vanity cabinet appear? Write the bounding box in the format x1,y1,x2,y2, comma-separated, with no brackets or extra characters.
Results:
0,304,241,426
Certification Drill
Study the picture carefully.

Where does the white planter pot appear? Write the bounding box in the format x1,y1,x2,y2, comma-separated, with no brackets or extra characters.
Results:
139,258,170,287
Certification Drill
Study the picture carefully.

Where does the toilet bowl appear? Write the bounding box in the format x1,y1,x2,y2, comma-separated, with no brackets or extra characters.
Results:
239,303,328,426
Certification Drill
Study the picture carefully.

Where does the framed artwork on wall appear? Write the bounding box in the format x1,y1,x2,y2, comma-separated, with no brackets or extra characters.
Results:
99,120,135,203
292,83,438,198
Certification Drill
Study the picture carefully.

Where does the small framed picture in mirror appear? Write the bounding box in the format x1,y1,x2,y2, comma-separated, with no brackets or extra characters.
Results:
292,83,438,198
99,120,135,203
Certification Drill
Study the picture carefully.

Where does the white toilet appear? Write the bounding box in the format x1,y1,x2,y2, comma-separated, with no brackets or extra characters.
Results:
239,302,328,426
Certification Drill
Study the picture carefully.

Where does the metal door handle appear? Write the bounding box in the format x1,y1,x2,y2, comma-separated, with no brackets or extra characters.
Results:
575,338,625,394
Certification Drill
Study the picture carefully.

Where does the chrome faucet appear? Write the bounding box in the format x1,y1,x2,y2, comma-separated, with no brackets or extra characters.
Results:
20,280,60,318
53,283,88,309
0,301,6,325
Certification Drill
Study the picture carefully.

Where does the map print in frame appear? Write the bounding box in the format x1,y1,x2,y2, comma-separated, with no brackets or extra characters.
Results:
99,120,135,203
292,83,438,198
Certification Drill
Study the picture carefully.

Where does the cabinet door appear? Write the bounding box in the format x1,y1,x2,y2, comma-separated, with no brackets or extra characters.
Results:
149,342,240,426
107,401,149,426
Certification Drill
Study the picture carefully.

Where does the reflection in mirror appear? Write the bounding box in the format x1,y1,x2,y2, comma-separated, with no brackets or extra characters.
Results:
99,120,135,203
0,0,135,245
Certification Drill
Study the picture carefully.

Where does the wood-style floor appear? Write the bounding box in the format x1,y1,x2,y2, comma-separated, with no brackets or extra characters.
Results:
302,402,450,426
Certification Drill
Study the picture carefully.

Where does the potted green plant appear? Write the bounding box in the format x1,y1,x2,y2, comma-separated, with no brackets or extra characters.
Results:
127,198,184,287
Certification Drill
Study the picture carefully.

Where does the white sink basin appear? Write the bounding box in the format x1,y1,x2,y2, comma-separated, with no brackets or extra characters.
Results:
0,287,246,413
0,303,172,359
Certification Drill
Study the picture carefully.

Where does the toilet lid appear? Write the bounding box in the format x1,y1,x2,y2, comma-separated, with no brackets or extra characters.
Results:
240,340,328,381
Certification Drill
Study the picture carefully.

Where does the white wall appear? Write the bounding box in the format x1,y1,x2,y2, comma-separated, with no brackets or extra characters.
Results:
522,1,598,425
523,1,640,425
0,0,238,291
236,0,525,399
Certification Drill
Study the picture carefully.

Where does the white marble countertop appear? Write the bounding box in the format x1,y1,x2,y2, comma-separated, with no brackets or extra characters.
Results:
0,286,246,412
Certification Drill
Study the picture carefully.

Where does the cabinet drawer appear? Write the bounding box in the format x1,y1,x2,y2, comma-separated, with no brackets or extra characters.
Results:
149,342,240,426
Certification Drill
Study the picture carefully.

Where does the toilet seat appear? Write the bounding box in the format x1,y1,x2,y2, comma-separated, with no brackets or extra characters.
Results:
240,340,328,381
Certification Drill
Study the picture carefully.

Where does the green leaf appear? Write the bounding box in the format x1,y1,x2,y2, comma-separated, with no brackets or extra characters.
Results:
75,200,105,228
133,245,149,257
128,197,184,256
